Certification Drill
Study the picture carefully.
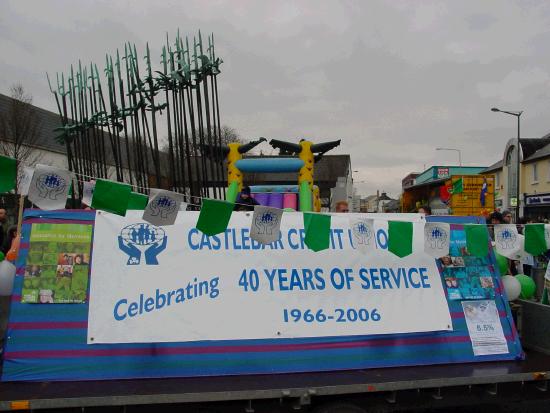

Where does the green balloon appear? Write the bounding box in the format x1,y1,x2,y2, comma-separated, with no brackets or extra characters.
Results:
0,252,4,262
495,253,508,275
516,274,536,299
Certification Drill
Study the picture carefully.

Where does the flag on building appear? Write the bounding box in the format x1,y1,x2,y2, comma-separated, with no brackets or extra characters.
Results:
28,164,72,210
250,205,283,245
450,178,463,194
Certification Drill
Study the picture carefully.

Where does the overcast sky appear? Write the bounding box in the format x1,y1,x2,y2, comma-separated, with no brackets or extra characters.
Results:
3,0,550,197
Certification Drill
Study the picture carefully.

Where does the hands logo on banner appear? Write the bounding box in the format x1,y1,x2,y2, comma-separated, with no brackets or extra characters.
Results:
36,173,67,200
150,196,177,219
352,221,373,246
496,228,517,250
118,223,167,265
254,211,278,236
425,225,449,250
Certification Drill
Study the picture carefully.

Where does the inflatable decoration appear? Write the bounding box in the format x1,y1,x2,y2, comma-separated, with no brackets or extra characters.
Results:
202,138,340,212
501,275,521,301
0,260,16,296
515,274,536,300
495,252,509,275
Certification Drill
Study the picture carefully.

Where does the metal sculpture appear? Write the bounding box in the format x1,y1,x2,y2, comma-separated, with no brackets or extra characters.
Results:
47,31,224,204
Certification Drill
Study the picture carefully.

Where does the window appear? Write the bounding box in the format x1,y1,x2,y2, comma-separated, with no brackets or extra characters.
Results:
533,163,538,183
495,172,499,188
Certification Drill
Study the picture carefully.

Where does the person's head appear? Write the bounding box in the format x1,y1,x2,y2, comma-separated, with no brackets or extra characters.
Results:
418,205,431,215
0,208,7,223
6,225,17,240
441,256,452,266
75,254,83,265
489,211,504,225
335,201,349,213
240,186,251,199
502,210,513,224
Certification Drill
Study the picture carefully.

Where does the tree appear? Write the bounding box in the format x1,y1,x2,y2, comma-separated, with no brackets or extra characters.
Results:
161,125,242,154
0,84,42,189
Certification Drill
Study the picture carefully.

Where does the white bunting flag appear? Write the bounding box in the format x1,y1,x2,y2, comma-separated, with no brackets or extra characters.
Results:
424,222,450,258
494,224,521,259
28,164,72,210
544,224,550,252
17,167,34,196
142,189,182,226
349,217,375,255
81,180,96,207
250,205,283,245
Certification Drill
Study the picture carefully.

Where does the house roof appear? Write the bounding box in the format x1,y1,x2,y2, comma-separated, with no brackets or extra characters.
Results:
481,159,503,173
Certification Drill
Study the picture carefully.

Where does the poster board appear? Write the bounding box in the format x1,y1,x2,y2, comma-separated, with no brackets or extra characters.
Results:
1,211,523,382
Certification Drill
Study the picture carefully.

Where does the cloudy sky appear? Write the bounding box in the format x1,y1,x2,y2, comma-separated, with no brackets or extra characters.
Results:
3,0,550,197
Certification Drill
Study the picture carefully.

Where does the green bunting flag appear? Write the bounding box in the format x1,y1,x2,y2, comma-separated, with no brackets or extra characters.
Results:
524,224,547,256
388,221,413,258
91,179,132,216
450,178,463,194
303,212,331,252
196,199,234,236
464,224,488,257
127,192,149,210
0,155,17,193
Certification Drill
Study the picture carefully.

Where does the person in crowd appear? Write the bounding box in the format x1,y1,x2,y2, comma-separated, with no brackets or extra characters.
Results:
0,208,7,250
502,210,513,224
335,201,349,213
418,205,431,215
234,186,260,211
1,225,17,255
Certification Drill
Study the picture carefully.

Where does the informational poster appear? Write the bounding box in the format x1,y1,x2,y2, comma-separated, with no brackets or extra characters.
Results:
88,212,453,344
462,300,508,356
22,223,92,304
439,228,496,301
448,176,495,216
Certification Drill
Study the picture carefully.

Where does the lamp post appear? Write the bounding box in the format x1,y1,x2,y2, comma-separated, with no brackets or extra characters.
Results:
435,147,462,166
491,107,523,221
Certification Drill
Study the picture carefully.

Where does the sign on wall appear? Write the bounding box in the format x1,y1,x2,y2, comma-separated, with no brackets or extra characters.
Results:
87,212,452,344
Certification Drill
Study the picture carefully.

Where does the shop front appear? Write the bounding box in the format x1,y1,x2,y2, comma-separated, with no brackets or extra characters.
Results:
524,193,550,220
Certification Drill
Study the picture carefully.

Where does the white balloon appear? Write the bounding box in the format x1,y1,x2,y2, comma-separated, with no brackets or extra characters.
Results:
501,275,521,301
0,260,16,296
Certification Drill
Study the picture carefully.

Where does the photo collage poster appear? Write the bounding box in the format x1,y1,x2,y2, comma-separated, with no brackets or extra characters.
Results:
438,226,496,301
22,223,93,304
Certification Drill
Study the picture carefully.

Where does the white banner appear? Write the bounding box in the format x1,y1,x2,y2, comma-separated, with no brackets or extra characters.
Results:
88,212,452,344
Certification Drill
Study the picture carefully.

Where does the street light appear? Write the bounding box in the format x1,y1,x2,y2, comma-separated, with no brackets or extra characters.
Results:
491,107,523,221
435,147,462,166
